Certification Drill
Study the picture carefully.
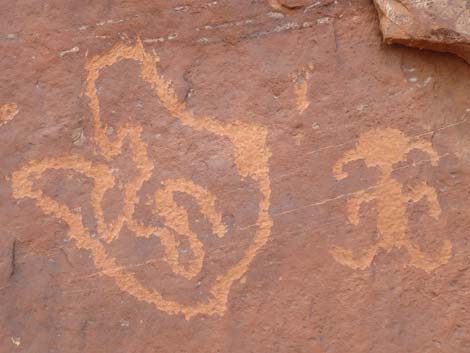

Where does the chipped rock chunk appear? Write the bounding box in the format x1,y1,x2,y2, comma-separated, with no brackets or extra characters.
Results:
373,0,470,63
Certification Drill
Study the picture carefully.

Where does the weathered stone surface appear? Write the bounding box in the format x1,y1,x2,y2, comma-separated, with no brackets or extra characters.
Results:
2,0,470,352
276,0,310,9
374,0,470,62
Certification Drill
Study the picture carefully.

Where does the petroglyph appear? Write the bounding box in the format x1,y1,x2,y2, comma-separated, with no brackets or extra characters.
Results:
58,46,80,57
152,178,227,279
0,103,18,126
290,64,314,114
331,128,452,273
11,40,272,319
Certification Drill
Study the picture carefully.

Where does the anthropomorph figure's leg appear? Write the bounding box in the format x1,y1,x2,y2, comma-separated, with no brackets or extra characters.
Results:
406,240,452,273
404,182,452,272
330,243,381,270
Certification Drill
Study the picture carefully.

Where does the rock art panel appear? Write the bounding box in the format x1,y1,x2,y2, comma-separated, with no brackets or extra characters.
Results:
3,0,470,351
331,128,452,272
374,0,470,62
11,41,273,319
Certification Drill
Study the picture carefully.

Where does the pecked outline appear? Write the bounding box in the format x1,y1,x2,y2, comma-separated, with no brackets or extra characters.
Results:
11,40,272,319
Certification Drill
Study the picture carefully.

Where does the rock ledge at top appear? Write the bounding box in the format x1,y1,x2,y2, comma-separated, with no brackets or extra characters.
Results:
373,0,470,63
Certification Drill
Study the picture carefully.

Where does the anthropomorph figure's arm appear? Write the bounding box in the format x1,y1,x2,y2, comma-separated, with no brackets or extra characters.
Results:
406,137,440,167
332,148,364,180
407,182,441,219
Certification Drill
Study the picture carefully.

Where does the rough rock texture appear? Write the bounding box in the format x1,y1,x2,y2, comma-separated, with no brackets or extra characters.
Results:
1,0,470,352
374,0,470,62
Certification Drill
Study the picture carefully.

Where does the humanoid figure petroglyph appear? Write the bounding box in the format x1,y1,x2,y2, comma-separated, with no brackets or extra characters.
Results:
331,128,452,273
11,40,272,319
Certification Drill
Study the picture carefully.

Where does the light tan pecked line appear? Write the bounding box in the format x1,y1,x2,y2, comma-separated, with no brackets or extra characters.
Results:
0,103,19,126
11,40,272,319
153,178,227,279
330,128,452,273
290,64,314,115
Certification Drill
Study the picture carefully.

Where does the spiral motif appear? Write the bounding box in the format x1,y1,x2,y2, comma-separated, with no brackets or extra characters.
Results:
152,178,227,279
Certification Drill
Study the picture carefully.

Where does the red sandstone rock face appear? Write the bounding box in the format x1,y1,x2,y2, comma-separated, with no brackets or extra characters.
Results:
275,0,310,9
374,0,470,62
2,0,470,352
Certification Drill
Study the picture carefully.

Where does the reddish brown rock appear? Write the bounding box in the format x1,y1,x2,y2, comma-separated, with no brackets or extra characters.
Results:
374,0,470,62
2,1,470,353
277,0,310,9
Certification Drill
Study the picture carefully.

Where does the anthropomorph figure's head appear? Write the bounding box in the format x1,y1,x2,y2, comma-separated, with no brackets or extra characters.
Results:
333,128,439,180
